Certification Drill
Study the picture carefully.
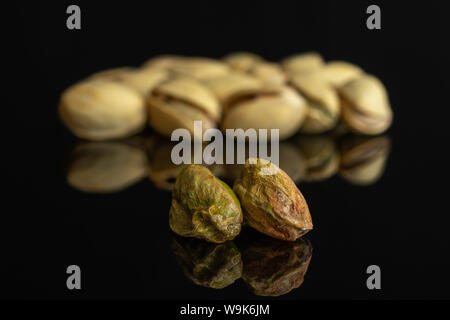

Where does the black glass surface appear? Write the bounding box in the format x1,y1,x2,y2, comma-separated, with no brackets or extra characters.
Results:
4,1,448,300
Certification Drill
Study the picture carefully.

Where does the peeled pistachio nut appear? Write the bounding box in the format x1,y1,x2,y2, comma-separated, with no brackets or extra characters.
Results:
242,237,312,296
67,141,148,193
339,135,391,186
290,73,340,134
297,136,339,182
313,61,363,87
171,236,242,289
147,77,221,137
203,72,263,109
221,85,308,140
233,158,313,241
282,52,324,75
248,62,287,85
339,74,393,135
223,52,264,72
59,79,146,140
170,165,243,243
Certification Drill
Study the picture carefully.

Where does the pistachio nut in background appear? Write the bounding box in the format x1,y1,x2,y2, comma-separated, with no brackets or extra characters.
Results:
223,52,264,73
223,52,286,85
59,52,393,142
90,67,170,96
311,61,364,88
338,74,393,135
282,52,325,75
59,79,147,141
147,77,221,138
171,235,243,289
143,56,230,81
221,85,308,140
203,72,264,109
169,165,243,243
289,72,340,134
233,158,313,241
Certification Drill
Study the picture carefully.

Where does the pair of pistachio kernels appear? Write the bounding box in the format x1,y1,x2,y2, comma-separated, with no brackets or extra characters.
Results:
169,159,313,243
59,52,393,141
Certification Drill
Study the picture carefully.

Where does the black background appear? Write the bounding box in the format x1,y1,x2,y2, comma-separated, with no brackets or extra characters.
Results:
4,1,449,300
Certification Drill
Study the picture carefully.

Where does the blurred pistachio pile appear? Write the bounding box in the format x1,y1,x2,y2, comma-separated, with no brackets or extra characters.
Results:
59,52,393,141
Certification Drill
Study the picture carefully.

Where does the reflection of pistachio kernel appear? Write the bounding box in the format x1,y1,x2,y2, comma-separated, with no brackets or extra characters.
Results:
242,237,312,296
67,142,148,193
170,165,243,243
233,158,313,241
297,136,339,182
172,236,242,289
148,139,187,191
339,135,391,186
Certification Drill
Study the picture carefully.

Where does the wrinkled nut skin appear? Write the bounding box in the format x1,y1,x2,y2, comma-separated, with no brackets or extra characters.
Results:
170,165,243,243
339,135,391,186
221,85,308,140
233,159,313,241
59,79,146,141
241,236,312,297
339,74,393,135
282,52,324,75
290,73,340,134
147,77,221,137
171,235,243,289
223,142,306,185
67,141,148,193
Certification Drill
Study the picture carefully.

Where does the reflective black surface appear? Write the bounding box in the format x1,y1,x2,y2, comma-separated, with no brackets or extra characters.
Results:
5,1,448,300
